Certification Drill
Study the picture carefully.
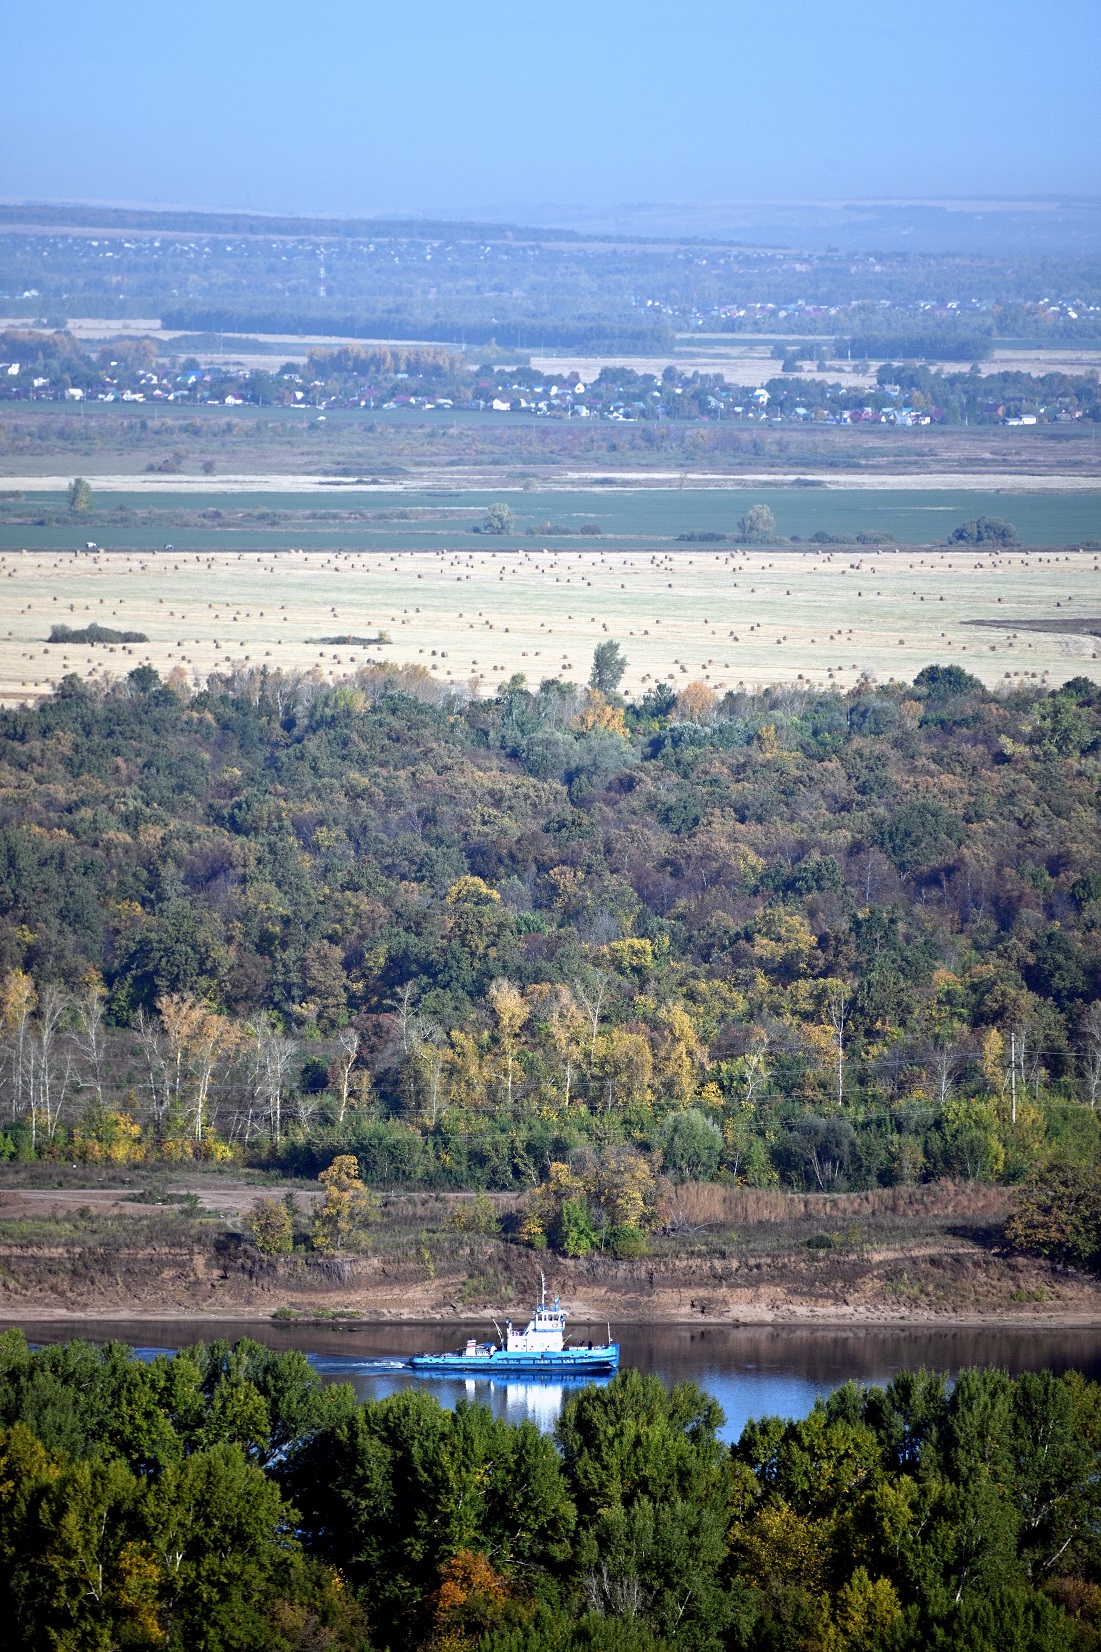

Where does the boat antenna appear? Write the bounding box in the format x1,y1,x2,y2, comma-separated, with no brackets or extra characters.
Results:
541,1270,546,1307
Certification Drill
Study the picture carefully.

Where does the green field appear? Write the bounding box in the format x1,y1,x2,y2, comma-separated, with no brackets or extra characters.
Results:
1,485,1098,551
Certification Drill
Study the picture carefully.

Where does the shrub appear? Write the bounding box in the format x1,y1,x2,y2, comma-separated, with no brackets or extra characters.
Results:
1005,1162,1101,1269
947,515,1019,545
559,1199,597,1258
245,1195,294,1258
661,1108,723,1183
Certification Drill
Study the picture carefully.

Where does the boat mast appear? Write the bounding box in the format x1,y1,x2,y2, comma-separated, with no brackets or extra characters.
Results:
540,1270,546,1308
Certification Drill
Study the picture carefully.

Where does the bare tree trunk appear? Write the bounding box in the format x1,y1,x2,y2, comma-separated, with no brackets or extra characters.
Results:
1082,1004,1101,1110
259,1029,296,1142
35,985,70,1143
929,1038,962,1108
387,983,417,1055
73,981,107,1115
573,971,609,1069
2,971,37,1125
137,1010,171,1134
335,1028,359,1125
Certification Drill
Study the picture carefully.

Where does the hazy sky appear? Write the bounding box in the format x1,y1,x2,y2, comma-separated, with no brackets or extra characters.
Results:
3,0,1098,221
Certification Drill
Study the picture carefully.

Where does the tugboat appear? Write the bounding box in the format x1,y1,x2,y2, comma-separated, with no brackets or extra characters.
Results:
410,1276,618,1376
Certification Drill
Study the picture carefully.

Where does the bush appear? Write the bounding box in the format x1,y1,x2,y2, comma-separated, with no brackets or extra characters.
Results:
478,502,515,535
607,1223,648,1259
48,623,148,645
244,1194,293,1257
448,1191,501,1236
559,1198,597,1258
1005,1162,1101,1269
947,515,1019,545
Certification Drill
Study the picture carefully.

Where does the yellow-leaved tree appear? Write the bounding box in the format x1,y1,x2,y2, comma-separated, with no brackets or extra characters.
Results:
312,1154,376,1253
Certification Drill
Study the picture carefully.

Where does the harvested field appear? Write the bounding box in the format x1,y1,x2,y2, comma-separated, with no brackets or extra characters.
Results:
3,536,1100,703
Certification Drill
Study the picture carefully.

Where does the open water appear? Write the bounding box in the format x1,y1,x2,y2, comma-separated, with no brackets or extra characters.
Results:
8,1317,1101,1443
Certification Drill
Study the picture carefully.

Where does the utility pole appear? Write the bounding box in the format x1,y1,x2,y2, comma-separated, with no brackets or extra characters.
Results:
1010,1031,1017,1125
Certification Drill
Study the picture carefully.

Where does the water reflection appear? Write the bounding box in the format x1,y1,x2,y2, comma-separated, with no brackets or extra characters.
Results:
10,1317,1101,1444
297,1350,593,1434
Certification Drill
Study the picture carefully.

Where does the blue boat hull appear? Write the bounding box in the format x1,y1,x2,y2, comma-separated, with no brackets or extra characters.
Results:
409,1345,619,1377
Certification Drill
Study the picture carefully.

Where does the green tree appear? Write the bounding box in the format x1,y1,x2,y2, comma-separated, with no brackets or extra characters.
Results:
244,1196,293,1257
67,476,92,512
589,640,627,695
1005,1162,1101,1269
660,1108,722,1182
282,1388,574,1645
948,515,1018,545
482,502,515,534
557,1371,740,1650
737,502,776,541
145,1442,300,1650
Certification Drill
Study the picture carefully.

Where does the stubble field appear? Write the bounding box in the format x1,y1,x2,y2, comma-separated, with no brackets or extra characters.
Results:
4,539,1100,705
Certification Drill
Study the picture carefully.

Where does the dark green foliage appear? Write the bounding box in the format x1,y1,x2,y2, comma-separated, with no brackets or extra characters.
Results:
913,663,985,699
556,1371,743,1651
948,515,1020,545
661,1108,723,1182
1,1339,1100,1651
284,1387,574,1643
48,622,149,644
873,799,963,873
1006,1162,1101,1269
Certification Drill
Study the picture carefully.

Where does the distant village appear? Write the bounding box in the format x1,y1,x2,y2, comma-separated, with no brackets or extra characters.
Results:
0,327,1097,429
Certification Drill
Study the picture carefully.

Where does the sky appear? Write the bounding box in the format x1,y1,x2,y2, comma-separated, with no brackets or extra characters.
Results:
2,0,1098,227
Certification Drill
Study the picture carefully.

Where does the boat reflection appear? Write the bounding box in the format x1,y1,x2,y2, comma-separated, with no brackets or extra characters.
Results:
299,1352,609,1430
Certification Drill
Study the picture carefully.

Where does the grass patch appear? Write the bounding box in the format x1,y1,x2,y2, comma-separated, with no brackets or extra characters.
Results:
272,1305,364,1321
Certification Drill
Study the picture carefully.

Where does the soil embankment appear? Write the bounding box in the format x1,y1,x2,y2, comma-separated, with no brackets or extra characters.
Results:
0,1175,1098,1329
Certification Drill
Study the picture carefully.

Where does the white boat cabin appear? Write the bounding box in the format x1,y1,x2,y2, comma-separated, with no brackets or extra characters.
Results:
505,1279,566,1353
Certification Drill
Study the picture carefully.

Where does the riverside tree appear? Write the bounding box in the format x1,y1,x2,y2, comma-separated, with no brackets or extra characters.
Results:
2,1333,1094,1650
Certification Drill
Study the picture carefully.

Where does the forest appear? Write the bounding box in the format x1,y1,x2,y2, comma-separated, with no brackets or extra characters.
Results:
1,655,1100,1244
1,1330,1101,1651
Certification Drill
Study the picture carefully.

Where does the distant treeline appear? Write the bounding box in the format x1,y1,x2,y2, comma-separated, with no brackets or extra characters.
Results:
838,328,994,361
47,623,148,645
159,304,677,354
5,214,1096,357
0,201,583,243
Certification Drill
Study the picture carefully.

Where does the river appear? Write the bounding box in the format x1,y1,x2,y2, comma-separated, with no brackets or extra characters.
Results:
8,1317,1101,1442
